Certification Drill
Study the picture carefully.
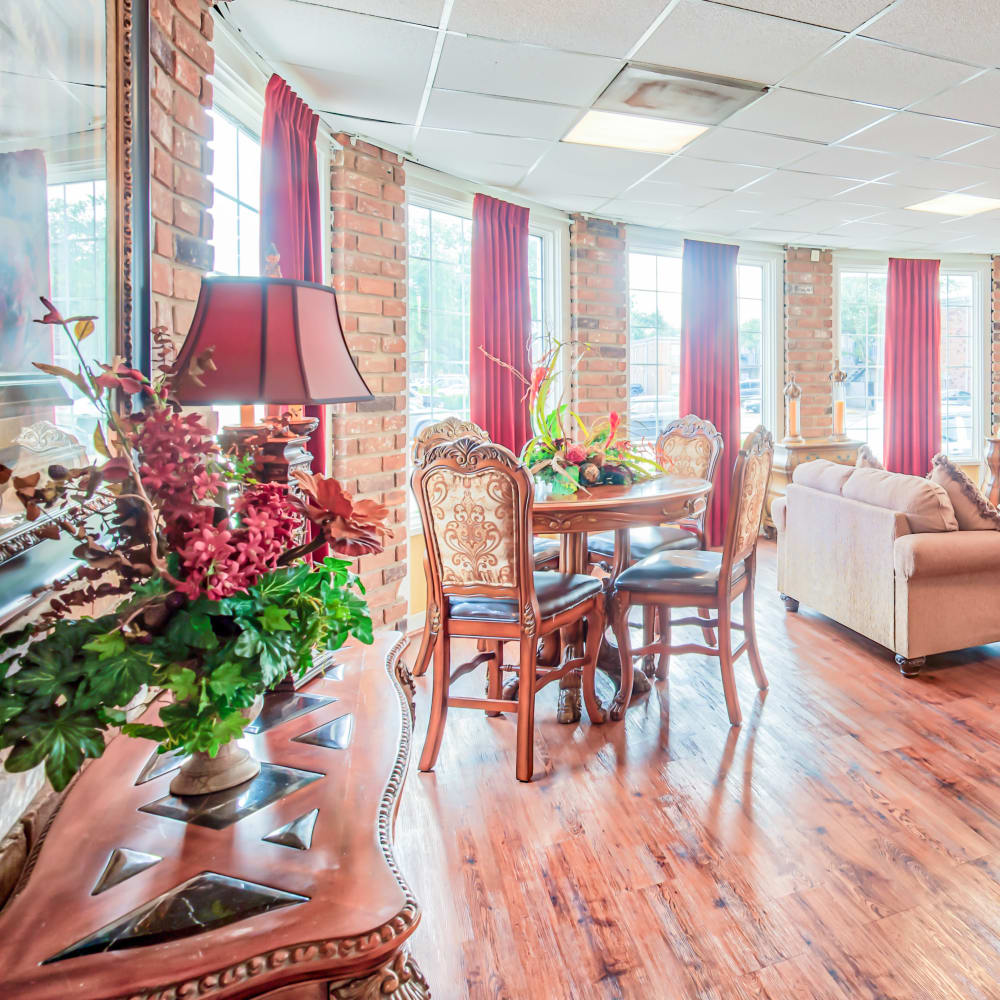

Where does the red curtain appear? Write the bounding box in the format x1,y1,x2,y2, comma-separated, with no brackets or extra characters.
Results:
470,193,532,454
260,74,328,478
679,238,740,547
884,258,941,476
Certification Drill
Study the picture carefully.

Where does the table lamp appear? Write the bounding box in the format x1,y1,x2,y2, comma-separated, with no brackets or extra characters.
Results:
173,275,372,483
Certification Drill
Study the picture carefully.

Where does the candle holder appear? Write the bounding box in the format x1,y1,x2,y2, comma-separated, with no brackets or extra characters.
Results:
829,361,848,442
783,372,804,444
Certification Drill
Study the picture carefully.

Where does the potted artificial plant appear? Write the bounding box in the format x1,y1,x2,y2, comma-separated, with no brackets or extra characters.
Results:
0,300,386,796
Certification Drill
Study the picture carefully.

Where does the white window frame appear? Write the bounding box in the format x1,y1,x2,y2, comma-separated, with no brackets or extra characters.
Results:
833,250,990,463
624,226,782,440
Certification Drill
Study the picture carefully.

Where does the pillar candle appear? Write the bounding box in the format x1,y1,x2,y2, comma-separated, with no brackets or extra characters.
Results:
239,405,255,425
788,398,799,438
833,399,846,436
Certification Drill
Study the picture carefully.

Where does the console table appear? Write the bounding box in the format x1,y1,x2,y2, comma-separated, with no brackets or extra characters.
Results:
0,633,429,1000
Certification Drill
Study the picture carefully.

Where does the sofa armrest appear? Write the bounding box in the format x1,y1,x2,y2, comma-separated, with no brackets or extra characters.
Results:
772,496,787,534
894,530,1000,580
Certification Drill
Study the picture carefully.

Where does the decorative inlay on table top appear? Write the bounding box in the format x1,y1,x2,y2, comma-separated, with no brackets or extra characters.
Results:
45,872,308,965
139,762,323,829
134,747,186,785
293,713,354,750
262,808,320,850
91,848,162,896
245,692,335,735
324,663,345,681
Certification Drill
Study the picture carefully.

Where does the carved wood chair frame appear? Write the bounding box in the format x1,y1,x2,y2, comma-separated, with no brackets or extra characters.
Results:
411,437,607,782
609,426,774,727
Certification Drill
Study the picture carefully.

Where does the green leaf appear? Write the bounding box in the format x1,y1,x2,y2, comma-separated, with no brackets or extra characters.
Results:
82,630,126,660
258,605,293,633
164,666,200,702
122,722,166,742
166,611,219,651
234,629,263,658
208,660,245,696
4,710,107,792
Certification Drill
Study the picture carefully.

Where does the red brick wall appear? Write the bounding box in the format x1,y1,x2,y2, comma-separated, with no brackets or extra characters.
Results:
568,216,629,418
784,247,834,439
329,136,409,632
149,0,215,358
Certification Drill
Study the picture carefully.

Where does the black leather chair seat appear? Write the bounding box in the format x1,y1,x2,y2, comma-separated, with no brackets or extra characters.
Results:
448,572,602,622
533,537,560,565
588,524,699,562
615,550,746,597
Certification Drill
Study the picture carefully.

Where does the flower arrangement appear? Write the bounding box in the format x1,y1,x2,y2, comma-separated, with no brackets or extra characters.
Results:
518,342,662,495
0,299,386,793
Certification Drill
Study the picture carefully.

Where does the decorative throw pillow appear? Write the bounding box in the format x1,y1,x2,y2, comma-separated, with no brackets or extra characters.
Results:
856,444,884,470
928,453,1000,531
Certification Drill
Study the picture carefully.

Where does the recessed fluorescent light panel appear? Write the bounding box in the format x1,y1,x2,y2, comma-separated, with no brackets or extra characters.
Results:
563,110,707,155
595,64,767,126
907,193,1000,216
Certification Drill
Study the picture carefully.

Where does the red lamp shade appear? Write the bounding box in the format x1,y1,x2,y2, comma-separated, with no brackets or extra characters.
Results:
174,276,372,405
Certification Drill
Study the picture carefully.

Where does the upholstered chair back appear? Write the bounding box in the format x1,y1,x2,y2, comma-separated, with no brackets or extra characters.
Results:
721,425,775,569
411,437,535,602
412,417,490,466
655,414,724,482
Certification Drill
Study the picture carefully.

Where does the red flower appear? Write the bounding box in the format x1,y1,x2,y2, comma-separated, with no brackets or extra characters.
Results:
192,469,223,500
565,444,588,465
95,358,149,395
35,296,64,326
608,410,621,445
292,472,389,556
529,365,550,401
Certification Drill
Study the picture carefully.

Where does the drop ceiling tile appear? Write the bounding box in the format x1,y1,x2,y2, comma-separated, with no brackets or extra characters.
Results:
790,145,900,181
861,0,1000,67
736,228,816,244
848,112,992,158
411,128,546,170
231,3,436,122
598,200,691,228
625,179,726,207
711,191,813,214
822,220,910,237
448,0,665,58
522,143,664,197
957,176,1000,201
634,0,842,86
783,37,975,109
321,116,415,152
423,90,580,140
645,156,770,191
831,181,949,209
682,128,821,168
862,207,964,227
527,193,606,213
676,207,751,235
716,0,890,31
776,201,883,229
726,89,891,143
880,158,1000,192
941,135,1000,169
434,35,619,105
300,0,443,26
913,70,1000,128
742,169,864,199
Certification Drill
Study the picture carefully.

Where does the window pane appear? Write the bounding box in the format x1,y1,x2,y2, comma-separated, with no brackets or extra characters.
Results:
211,194,239,275
210,112,239,198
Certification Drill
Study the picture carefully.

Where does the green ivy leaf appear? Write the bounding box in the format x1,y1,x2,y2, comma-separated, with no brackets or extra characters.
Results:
5,710,106,792
208,660,245,696
164,666,200,702
258,606,293,633
234,629,263,658
166,611,219,651
82,630,126,660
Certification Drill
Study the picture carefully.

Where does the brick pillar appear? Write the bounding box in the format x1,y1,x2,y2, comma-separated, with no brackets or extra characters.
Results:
784,247,834,439
991,256,1000,435
568,215,628,418
329,136,408,633
149,0,215,358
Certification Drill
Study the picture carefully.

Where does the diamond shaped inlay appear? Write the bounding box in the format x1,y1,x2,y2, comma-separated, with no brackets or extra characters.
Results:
245,692,335,735
262,808,319,850
44,872,308,964
293,713,353,750
134,747,186,785
91,848,162,895
139,762,323,830
323,663,344,681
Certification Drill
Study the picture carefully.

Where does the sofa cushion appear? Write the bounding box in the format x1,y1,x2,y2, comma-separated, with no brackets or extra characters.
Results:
842,467,958,533
791,459,854,495
927,453,1000,531
894,530,1000,580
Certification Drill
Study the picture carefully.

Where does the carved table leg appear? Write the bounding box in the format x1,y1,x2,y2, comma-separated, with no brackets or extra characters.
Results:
329,950,430,999
556,531,587,725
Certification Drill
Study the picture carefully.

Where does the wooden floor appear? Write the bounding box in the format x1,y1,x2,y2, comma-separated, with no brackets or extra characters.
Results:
395,540,1000,1000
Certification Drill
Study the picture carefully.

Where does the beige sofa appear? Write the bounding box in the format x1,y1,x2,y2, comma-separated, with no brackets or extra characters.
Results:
773,458,1000,676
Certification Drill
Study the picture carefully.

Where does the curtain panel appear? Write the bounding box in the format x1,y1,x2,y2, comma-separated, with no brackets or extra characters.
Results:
679,238,741,547
883,257,941,477
470,193,533,454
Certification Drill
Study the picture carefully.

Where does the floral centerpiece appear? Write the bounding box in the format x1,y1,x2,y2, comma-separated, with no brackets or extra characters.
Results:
0,299,386,795
518,343,662,495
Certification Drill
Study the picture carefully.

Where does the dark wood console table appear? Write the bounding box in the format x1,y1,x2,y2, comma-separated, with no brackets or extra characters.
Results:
0,633,429,1000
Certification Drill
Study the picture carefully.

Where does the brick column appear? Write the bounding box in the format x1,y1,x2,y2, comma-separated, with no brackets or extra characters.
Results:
784,247,834,439
149,0,215,359
329,136,408,632
568,215,629,418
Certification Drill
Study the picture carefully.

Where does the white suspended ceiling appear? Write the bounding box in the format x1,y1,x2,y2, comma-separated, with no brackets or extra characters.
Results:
225,0,1000,253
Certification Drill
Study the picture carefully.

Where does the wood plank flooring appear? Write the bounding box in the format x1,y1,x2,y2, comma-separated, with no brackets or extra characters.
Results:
395,540,1000,999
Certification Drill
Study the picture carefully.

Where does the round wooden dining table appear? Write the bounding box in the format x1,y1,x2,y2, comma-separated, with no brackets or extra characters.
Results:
532,474,713,724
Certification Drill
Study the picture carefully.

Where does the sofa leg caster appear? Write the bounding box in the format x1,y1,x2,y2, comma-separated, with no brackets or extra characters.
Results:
895,655,925,678
781,594,799,612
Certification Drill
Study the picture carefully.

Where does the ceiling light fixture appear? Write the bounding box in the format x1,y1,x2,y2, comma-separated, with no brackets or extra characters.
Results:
563,110,707,156
906,193,1000,216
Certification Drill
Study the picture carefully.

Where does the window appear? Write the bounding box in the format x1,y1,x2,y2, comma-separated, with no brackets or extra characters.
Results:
837,263,984,459
738,264,765,437
209,109,260,278
627,252,682,442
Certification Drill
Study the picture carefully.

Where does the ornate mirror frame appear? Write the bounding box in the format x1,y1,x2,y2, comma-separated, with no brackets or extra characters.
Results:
0,0,150,627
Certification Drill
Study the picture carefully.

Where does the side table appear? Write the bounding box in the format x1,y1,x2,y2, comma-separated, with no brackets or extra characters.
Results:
0,632,429,1000
763,437,863,537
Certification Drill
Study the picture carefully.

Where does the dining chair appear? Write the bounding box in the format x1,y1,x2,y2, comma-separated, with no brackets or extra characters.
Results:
411,437,615,782
588,414,724,656
410,417,559,678
607,426,774,726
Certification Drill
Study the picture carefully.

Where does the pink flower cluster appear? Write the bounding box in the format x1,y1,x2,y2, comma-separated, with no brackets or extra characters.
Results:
175,483,299,601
